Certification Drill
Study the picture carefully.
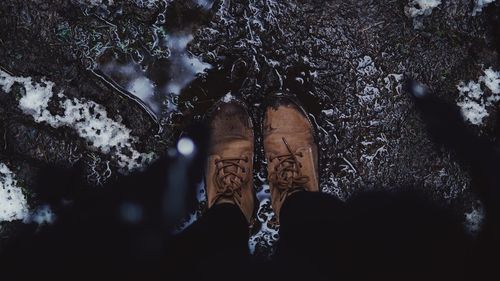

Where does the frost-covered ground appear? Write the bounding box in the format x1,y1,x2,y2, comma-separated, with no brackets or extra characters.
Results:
0,0,499,255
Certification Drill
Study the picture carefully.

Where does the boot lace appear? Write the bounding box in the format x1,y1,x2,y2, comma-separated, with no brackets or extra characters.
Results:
269,137,309,201
212,156,249,205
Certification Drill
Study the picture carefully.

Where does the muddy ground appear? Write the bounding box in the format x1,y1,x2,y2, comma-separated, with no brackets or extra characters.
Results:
0,0,499,255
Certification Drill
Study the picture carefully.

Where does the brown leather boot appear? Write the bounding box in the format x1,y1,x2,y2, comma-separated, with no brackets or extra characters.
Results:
205,97,255,224
263,94,319,218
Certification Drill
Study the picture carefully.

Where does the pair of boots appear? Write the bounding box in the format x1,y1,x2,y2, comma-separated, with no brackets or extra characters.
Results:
205,93,319,224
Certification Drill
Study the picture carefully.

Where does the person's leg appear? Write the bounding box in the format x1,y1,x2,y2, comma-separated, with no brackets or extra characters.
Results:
261,93,470,280
276,190,471,281
166,97,257,280
262,94,336,279
167,203,250,280
274,191,346,280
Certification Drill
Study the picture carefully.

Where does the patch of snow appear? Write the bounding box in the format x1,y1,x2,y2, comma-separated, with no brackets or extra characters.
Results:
406,0,442,17
456,97,488,125
483,68,500,95
222,92,235,103
456,67,500,125
0,163,29,222
472,0,497,16
0,70,154,171
406,0,442,29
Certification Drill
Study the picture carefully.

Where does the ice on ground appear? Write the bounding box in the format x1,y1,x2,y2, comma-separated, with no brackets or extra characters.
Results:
406,0,442,17
456,67,500,125
128,76,157,111
164,33,212,97
0,70,154,171
0,163,29,222
472,0,497,15
100,61,159,113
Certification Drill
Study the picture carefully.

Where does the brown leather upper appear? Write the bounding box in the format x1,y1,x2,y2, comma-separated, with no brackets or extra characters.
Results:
205,101,255,223
264,99,319,218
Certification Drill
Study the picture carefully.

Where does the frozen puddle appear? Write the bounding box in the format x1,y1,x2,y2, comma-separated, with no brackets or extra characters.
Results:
97,32,212,115
99,61,159,113
0,70,154,171
164,33,213,97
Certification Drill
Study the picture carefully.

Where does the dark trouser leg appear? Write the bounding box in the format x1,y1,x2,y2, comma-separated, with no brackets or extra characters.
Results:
273,191,346,280
274,191,470,281
166,203,251,280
